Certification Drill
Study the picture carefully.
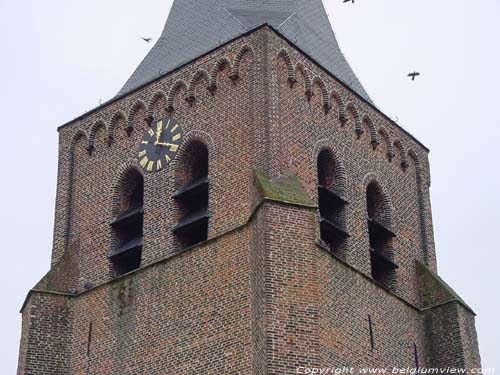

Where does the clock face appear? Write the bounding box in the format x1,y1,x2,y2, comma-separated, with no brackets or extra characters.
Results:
138,116,184,173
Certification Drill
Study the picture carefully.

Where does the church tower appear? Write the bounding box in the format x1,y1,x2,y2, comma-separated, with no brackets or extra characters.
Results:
18,1,481,373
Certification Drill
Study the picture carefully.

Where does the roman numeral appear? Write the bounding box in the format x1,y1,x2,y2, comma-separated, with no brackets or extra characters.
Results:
148,129,155,137
169,144,179,152
140,156,149,168
172,133,181,141
157,160,162,170
147,161,154,172
171,124,178,133
139,150,146,157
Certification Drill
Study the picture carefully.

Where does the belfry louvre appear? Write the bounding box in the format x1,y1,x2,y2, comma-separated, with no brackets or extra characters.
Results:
17,1,481,374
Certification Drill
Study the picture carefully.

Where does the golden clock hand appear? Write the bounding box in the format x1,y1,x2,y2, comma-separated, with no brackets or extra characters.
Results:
155,142,177,147
154,119,170,145
155,124,162,144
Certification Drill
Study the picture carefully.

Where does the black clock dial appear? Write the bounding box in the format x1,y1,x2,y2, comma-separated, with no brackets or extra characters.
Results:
138,116,184,173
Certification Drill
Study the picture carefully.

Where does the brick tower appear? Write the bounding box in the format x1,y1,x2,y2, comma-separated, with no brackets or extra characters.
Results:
17,1,481,374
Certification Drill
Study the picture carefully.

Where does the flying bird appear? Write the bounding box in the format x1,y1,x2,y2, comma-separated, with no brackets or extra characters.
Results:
142,37,153,43
343,0,355,3
408,72,420,81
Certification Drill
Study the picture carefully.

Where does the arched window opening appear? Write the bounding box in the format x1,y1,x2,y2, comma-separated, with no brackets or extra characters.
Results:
109,170,144,276
317,150,349,255
366,182,397,287
172,141,209,249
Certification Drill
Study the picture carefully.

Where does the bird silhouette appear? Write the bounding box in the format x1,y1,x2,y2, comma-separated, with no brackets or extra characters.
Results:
408,72,420,81
343,0,355,3
142,37,153,43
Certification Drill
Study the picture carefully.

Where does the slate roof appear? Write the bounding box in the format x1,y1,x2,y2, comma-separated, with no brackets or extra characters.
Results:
117,0,372,102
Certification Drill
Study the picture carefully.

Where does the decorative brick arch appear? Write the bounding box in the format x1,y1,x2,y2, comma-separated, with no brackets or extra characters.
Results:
67,129,90,192
362,115,379,149
407,149,424,187
127,100,147,132
277,48,296,87
312,76,330,113
107,110,127,143
312,139,347,195
393,139,408,170
147,90,167,119
87,119,107,152
295,63,313,101
208,57,232,93
166,80,188,113
174,130,214,166
69,129,89,153
407,149,430,264
230,44,254,80
362,173,394,227
346,102,362,136
377,126,394,161
64,129,90,250
330,90,346,124
186,69,209,104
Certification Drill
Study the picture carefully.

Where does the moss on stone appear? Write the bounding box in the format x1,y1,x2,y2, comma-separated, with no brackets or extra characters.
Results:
254,170,315,207
416,260,473,312
33,243,80,293
33,271,51,292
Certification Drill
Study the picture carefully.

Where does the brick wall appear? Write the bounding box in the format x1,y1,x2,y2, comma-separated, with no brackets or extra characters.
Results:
268,30,434,304
18,293,73,374
66,228,254,374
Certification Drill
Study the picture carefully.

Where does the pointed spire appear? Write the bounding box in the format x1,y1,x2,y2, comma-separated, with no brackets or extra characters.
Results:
118,0,371,103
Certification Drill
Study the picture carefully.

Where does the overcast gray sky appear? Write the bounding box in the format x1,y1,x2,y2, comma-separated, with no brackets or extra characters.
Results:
1,0,498,373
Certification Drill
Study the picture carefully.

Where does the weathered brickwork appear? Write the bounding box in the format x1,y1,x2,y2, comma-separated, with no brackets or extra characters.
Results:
18,293,73,374
18,26,480,374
